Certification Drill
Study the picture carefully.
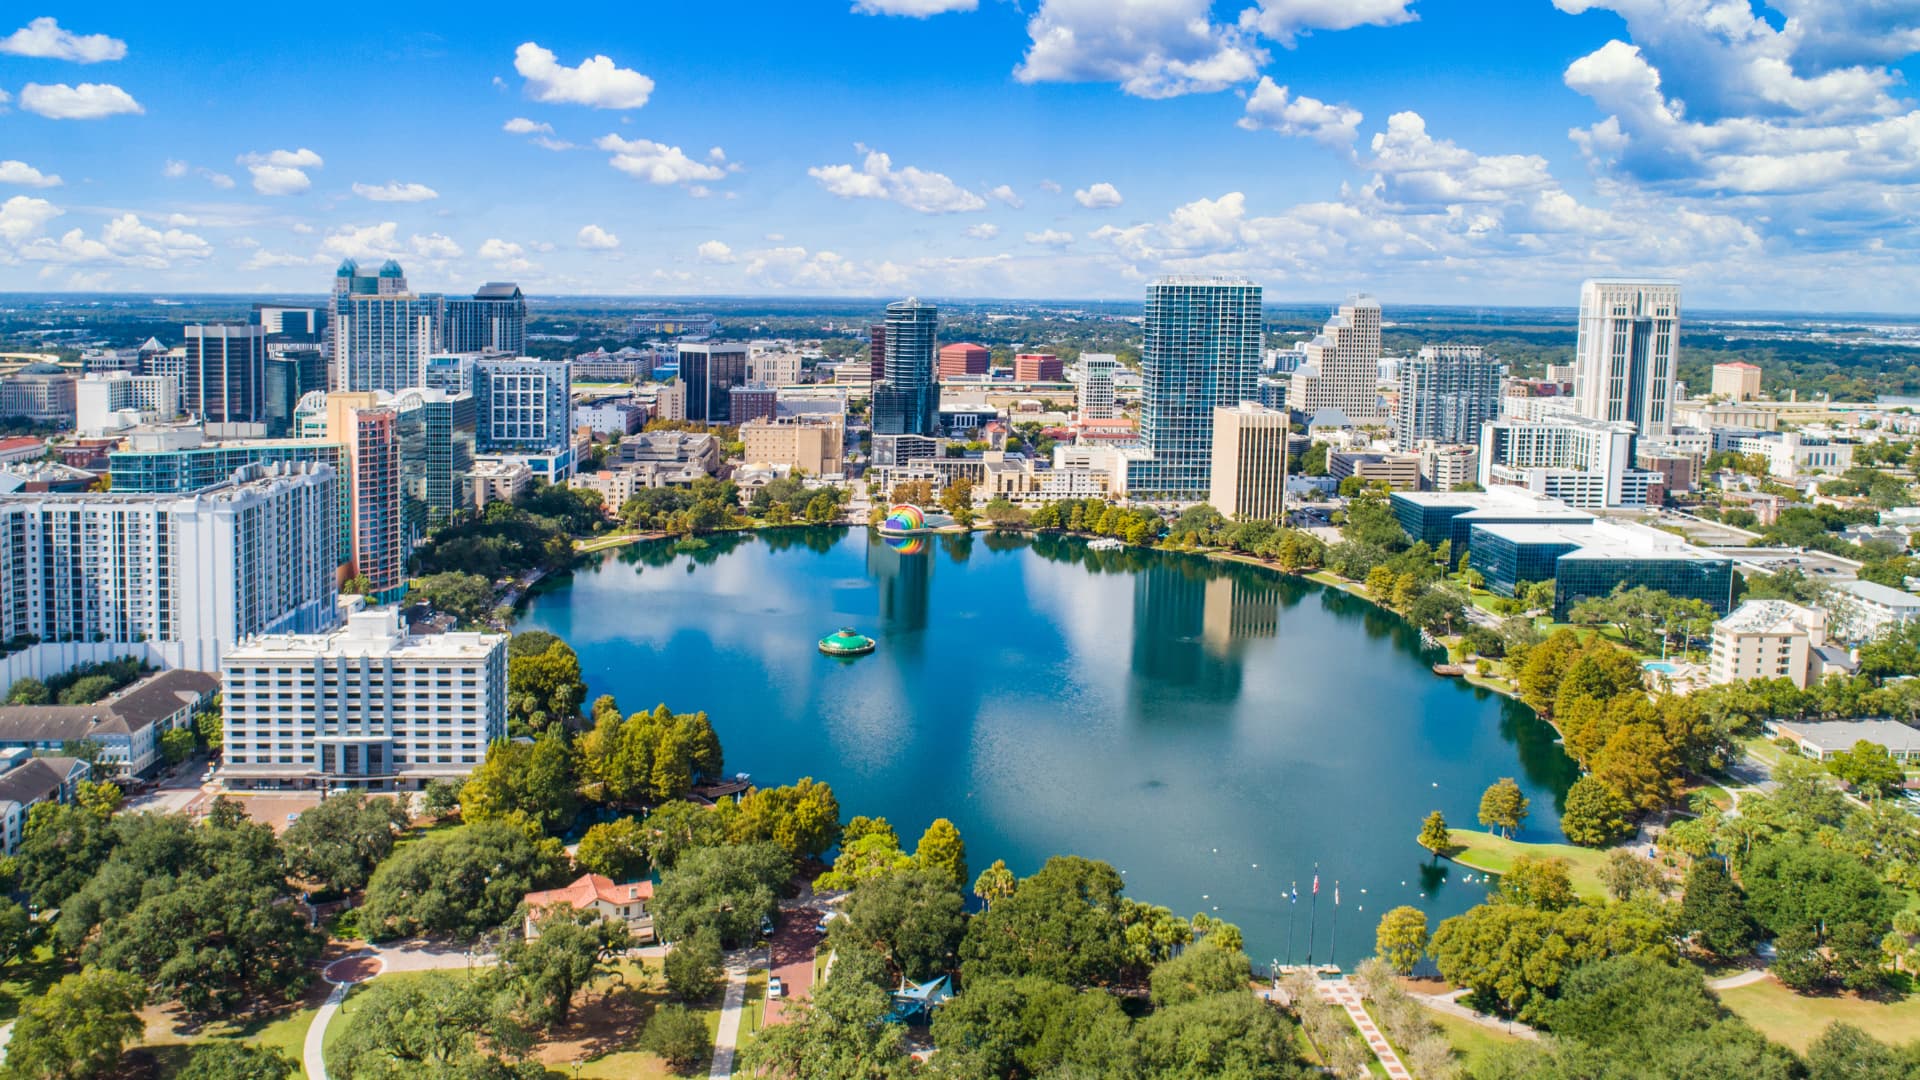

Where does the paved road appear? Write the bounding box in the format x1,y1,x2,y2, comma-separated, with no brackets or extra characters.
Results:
706,949,759,1079
763,908,825,1026
1707,969,1770,990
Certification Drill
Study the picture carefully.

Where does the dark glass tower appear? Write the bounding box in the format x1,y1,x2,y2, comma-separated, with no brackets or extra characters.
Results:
873,298,937,437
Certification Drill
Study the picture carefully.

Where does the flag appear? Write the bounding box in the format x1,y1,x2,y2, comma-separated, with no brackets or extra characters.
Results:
1334,883,1340,905
1312,874,1320,896
1289,884,1297,903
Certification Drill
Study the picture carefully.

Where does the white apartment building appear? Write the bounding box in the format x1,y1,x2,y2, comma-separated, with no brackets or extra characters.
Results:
1572,279,1681,437
220,609,508,791
1077,353,1119,420
75,371,179,436
1830,579,1920,643
749,350,803,386
1478,413,1657,508
1731,431,1854,480
1289,295,1384,423
0,463,339,670
1708,600,1832,688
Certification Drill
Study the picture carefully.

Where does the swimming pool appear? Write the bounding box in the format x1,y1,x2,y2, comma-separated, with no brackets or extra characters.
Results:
1643,661,1680,675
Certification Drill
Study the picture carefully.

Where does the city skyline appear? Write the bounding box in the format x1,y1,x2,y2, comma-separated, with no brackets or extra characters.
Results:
3,3,1920,309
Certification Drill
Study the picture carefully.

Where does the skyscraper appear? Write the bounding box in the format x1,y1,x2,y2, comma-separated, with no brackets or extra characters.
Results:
1287,294,1382,422
473,359,572,452
1126,277,1262,499
331,259,443,393
1078,353,1118,420
1394,345,1505,451
1571,279,1681,437
391,387,478,532
182,323,267,434
445,283,527,354
676,343,750,422
1208,402,1289,520
873,298,938,437
324,394,405,602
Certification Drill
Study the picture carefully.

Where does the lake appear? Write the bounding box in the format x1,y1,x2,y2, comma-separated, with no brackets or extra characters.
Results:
520,527,1579,967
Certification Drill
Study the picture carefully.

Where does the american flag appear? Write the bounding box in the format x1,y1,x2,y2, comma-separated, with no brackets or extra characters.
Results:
1312,874,1319,896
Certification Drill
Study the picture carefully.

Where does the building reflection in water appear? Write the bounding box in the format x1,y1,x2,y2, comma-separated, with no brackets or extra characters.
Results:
1129,561,1283,707
867,533,932,641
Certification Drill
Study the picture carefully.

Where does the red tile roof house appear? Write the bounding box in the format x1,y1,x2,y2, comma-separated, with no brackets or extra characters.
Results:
523,873,656,942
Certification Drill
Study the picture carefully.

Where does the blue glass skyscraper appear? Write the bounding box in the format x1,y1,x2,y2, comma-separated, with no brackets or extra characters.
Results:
1127,277,1263,499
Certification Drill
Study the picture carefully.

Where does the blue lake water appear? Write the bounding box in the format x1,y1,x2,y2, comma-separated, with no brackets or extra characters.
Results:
521,527,1579,967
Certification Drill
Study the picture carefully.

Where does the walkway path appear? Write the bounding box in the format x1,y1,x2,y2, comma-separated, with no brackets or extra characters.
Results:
1409,988,1540,1040
1314,978,1409,1079
706,950,757,1080
304,953,384,1080
1708,969,1770,990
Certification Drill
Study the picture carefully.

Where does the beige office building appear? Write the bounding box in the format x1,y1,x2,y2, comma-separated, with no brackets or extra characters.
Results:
1708,600,1830,688
1208,402,1289,520
741,416,845,476
1711,361,1762,402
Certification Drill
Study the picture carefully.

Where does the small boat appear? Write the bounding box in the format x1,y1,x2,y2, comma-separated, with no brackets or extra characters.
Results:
819,627,877,657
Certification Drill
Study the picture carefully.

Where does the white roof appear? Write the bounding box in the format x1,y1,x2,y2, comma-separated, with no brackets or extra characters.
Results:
1774,719,1920,754
1835,579,1920,611
1716,599,1822,635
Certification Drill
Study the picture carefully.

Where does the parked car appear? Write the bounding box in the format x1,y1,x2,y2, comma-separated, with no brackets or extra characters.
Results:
768,975,784,999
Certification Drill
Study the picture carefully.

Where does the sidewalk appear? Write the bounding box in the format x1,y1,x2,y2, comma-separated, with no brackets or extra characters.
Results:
1409,987,1540,1040
706,949,759,1079
1315,978,1411,1079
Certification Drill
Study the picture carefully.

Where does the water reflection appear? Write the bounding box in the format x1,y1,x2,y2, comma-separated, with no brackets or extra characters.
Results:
867,537,931,636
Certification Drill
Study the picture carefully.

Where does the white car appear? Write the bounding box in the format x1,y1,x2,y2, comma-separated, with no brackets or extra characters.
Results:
768,975,784,999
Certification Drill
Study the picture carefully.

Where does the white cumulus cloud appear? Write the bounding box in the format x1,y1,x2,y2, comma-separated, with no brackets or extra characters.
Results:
1025,228,1075,246
410,233,463,259
321,222,403,261
987,184,1024,208
808,148,987,213
696,240,736,263
0,161,61,188
352,181,439,202
18,82,142,119
1074,182,1124,208
503,117,552,134
1016,0,1266,98
965,223,1000,240
1238,0,1418,47
578,224,620,250
514,42,654,109
162,159,188,179
1239,76,1364,150
596,134,727,186
0,196,60,243
0,17,127,63
240,148,323,195
16,213,211,269
852,0,976,15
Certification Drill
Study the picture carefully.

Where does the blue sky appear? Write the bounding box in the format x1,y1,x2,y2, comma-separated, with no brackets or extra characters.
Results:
3,0,1920,309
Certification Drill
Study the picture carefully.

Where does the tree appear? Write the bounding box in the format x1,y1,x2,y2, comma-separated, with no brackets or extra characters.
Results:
651,842,789,948
495,906,631,1028
1804,1023,1908,1080
575,818,649,882
73,780,120,820
1,968,146,1080
360,822,565,940
640,800,728,870
1477,777,1529,839
5,677,50,706
1375,906,1429,974
159,726,196,766
1560,776,1636,846
574,703,723,806
1498,856,1577,912
1589,722,1682,812
281,791,410,894
1430,900,1671,1021
663,929,723,1002
1133,991,1305,1078
913,818,967,889
739,944,910,1079
1147,946,1249,1007
1541,954,1792,1080
1827,739,1905,796
640,1003,712,1075
1417,810,1452,860
174,1043,298,1080
409,572,495,625
1678,858,1753,958
972,859,1016,909
958,856,1129,988
835,867,966,982
506,635,587,734
814,825,910,892
15,802,115,909
1598,848,1664,902
460,731,579,836
420,778,461,818
1744,841,1894,944
328,972,534,1078
722,778,841,860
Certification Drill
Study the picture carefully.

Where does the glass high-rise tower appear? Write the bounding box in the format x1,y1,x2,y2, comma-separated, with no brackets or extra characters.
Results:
1127,277,1263,499
873,298,938,437
1572,279,1681,438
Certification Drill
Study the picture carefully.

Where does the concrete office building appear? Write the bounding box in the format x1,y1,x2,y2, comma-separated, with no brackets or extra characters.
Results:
1479,413,1659,508
444,283,526,355
1288,294,1383,423
1469,519,1734,618
1078,353,1118,420
472,460,532,508
873,299,939,437
182,324,268,436
219,609,507,791
474,358,572,455
749,350,802,386
75,372,179,436
677,343,750,423
1328,451,1422,491
742,416,845,476
1419,444,1480,492
331,259,442,393
1730,431,1854,480
251,303,323,340
1208,402,1288,520
1709,600,1835,688
938,343,991,379
1572,279,1681,437
1712,361,1762,401
0,365,76,427
1015,353,1064,382
729,383,778,424
1396,345,1504,451
0,463,339,670
108,428,350,562
1391,487,1593,560
1127,277,1263,499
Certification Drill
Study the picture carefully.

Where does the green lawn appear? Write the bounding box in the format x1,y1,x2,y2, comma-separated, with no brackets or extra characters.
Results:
134,996,324,1076
1445,832,1614,900
1719,975,1920,1054
1425,1009,1524,1071
0,943,70,1021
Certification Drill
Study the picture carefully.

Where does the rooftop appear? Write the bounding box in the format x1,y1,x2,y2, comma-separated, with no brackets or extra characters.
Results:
1716,599,1823,635
1833,578,1920,610
0,757,85,810
526,873,654,910
1774,719,1920,754
1472,519,1728,562
225,609,505,662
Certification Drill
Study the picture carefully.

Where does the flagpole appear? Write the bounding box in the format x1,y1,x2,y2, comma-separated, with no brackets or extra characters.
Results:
1305,864,1320,967
1285,881,1297,966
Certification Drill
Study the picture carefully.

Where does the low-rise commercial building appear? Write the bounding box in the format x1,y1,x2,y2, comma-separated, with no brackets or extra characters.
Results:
1768,719,1920,763
1328,451,1421,491
1479,413,1659,508
741,416,845,476
574,399,647,437
1469,519,1735,618
1391,487,1593,559
219,609,507,791
523,873,655,942
0,669,218,777
1831,579,1920,642
0,749,89,854
1730,431,1854,480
